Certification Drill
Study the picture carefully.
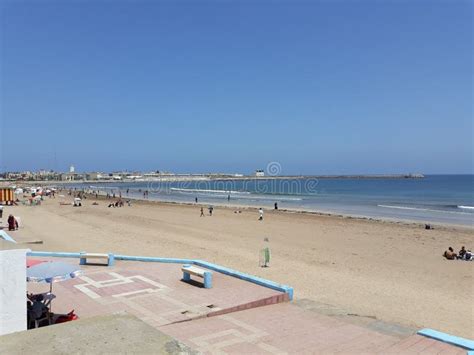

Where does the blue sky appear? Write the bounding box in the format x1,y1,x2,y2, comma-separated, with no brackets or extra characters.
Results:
1,0,472,174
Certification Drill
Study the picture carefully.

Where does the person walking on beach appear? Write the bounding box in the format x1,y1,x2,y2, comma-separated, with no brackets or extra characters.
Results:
195,197,198,203
200,207,204,217
274,202,278,210
208,206,213,216
258,208,264,221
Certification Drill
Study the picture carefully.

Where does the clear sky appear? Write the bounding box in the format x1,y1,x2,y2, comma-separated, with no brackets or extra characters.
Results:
1,0,472,174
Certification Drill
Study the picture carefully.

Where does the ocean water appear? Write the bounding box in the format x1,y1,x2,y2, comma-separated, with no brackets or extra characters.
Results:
73,175,473,226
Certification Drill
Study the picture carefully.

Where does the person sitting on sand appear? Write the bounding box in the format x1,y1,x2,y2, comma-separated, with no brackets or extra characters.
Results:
458,246,466,259
443,247,457,260
7,215,18,231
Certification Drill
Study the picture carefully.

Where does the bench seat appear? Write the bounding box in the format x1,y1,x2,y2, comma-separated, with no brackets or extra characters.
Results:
79,252,115,266
181,265,212,288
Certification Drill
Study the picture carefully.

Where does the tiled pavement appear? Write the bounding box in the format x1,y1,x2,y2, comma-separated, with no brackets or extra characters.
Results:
162,303,466,354
27,258,466,354
28,258,284,326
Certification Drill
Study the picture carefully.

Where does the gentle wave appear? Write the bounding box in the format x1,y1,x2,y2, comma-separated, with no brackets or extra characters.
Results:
170,187,303,201
89,185,121,190
170,187,251,195
458,205,474,210
377,204,472,215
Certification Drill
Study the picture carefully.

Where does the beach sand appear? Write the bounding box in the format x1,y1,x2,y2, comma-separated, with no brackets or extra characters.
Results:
7,195,473,338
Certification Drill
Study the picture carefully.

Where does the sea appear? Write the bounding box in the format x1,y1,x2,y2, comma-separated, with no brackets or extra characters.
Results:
71,175,474,226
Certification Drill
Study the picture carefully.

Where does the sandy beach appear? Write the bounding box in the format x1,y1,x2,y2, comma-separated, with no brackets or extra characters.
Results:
4,194,473,338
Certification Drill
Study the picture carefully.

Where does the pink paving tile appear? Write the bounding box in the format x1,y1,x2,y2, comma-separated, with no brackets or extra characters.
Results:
219,341,265,354
438,346,468,355
161,303,403,354
405,336,444,353
418,341,461,355
81,272,115,282
31,257,286,322
384,334,424,352
384,334,464,354
26,257,466,354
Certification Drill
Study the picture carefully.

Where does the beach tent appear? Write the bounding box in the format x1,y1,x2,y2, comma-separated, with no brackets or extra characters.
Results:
0,188,15,205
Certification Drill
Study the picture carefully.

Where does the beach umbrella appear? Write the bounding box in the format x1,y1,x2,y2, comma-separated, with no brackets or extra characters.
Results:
27,261,82,293
27,261,82,314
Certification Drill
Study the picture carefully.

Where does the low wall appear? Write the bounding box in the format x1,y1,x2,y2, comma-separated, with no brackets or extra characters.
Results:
0,249,29,336
27,251,294,300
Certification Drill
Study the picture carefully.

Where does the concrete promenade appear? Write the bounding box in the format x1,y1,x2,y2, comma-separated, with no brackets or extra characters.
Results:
19,258,466,354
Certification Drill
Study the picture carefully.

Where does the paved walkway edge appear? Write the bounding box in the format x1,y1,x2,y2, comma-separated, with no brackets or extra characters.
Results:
417,328,474,350
27,251,294,300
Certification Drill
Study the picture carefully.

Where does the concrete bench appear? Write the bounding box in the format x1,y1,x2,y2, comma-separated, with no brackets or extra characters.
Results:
79,252,115,267
181,265,212,288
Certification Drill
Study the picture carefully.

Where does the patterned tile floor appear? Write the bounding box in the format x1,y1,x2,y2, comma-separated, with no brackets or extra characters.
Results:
162,303,466,354
27,258,466,354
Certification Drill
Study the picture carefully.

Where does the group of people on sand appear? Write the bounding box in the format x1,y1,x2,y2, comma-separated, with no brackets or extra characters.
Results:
443,246,472,261
108,200,131,208
199,205,266,221
200,206,214,217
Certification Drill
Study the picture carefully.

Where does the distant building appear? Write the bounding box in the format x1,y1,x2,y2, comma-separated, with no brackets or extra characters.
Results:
86,172,102,180
255,170,265,177
60,173,84,181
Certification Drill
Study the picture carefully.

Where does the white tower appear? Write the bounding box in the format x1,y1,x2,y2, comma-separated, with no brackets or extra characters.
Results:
69,165,75,173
